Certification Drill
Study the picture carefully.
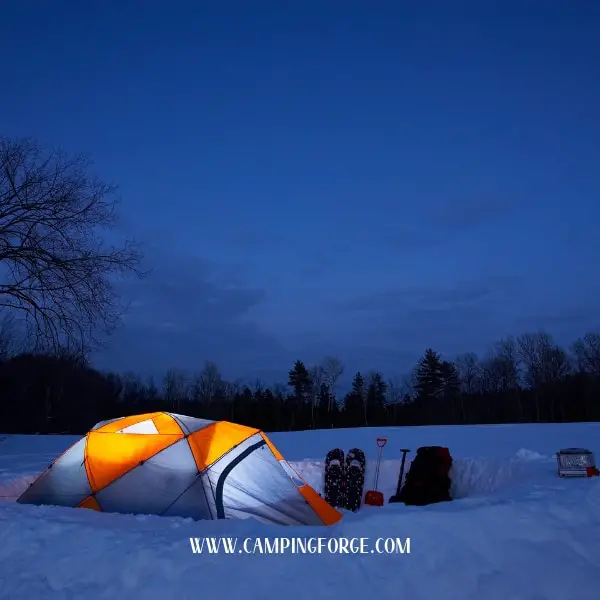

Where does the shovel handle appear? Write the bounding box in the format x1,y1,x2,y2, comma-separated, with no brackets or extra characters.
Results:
376,438,387,448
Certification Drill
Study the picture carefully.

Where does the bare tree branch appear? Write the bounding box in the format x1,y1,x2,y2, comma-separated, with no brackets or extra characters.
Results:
518,331,571,388
454,352,481,395
321,355,344,407
0,137,145,355
571,332,600,375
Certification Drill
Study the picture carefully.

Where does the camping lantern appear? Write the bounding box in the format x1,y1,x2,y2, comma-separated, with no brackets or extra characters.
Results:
556,448,599,477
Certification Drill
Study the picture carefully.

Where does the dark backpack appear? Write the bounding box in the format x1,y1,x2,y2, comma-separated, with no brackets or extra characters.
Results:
398,446,453,506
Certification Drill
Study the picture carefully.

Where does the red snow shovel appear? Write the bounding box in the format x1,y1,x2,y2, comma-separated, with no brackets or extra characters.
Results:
364,437,387,506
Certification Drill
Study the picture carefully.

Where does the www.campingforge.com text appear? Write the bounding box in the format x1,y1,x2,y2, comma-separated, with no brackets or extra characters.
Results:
190,537,411,555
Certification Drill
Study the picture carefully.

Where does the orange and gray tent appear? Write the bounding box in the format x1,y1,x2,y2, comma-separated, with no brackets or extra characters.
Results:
17,412,342,526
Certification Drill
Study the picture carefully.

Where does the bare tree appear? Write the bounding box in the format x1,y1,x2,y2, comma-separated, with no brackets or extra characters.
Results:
496,337,521,390
310,364,325,392
120,371,146,404
309,364,324,427
402,368,418,401
481,338,520,394
0,137,144,354
386,373,412,424
386,375,404,404
222,377,243,399
144,376,159,400
517,331,570,421
248,377,265,393
190,361,224,404
321,355,344,411
571,332,600,375
518,332,570,388
454,352,481,395
163,368,188,411
454,352,480,422
197,361,223,404
478,338,521,421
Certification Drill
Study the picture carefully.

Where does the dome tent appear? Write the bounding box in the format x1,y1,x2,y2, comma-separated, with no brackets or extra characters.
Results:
17,412,342,526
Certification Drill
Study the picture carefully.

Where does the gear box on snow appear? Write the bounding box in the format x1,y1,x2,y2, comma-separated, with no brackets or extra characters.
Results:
556,448,599,477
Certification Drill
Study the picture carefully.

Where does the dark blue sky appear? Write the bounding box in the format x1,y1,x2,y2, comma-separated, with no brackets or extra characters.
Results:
2,1,599,385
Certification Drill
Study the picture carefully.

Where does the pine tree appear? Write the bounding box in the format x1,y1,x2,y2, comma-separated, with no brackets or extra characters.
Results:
288,360,311,399
415,348,444,400
342,372,365,426
351,372,365,396
288,360,311,428
366,371,387,425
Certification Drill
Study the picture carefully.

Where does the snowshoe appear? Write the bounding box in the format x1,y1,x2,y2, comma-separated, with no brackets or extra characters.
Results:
344,448,366,512
324,448,345,509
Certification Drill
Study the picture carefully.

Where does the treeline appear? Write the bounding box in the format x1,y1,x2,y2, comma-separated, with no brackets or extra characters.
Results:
2,137,599,435
1,330,600,434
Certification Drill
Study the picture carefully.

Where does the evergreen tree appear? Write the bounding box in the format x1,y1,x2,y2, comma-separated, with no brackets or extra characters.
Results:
342,372,365,426
415,348,444,400
288,360,311,429
366,371,387,425
288,360,311,400
351,371,365,395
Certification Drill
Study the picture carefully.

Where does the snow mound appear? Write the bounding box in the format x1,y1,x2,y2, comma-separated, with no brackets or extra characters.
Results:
450,451,553,498
289,448,555,502
1,442,557,507
515,448,548,461
0,475,37,502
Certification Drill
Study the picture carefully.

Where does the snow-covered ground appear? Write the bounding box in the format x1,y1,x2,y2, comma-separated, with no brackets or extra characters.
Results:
1,422,599,600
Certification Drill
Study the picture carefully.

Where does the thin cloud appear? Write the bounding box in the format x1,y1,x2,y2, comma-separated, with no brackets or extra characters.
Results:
384,195,522,254
93,253,284,379
334,276,520,314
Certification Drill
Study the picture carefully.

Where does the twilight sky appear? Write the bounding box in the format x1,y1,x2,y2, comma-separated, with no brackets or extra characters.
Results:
1,1,599,385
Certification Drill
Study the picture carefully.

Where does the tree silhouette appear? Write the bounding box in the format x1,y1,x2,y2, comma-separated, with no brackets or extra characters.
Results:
0,137,144,355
